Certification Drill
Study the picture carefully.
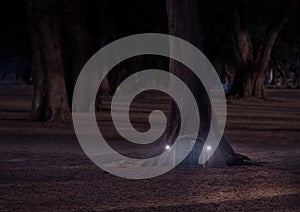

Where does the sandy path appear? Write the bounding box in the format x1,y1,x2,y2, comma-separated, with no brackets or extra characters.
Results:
0,86,299,211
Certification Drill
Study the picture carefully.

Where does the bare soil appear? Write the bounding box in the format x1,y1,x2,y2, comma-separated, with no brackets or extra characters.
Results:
0,86,299,211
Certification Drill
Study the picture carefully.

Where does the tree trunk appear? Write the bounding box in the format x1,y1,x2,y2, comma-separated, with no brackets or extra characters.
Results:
98,0,118,96
27,0,70,122
28,16,46,121
59,0,94,109
228,0,253,98
165,0,247,167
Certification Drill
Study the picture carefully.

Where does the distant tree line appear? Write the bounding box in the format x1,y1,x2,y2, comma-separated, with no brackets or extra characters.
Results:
25,0,299,122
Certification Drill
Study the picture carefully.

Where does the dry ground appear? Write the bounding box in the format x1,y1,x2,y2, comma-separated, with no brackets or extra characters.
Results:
0,86,299,211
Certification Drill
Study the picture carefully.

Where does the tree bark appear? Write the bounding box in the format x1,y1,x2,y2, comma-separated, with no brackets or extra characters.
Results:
27,0,70,122
28,15,46,121
165,0,246,167
60,0,93,103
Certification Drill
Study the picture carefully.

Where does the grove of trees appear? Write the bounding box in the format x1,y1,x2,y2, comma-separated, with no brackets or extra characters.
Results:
24,0,299,165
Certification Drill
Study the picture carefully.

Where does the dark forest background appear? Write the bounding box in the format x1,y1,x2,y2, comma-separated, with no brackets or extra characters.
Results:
1,0,299,87
0,0,299,123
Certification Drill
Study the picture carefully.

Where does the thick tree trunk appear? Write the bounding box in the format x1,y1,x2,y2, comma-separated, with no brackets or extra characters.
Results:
165,0,246,167
98,0,118,96
59,0,94,111
228,0,296,98
27,0,70,122
165,0,206,142
29,22,46,121
228,0,254,98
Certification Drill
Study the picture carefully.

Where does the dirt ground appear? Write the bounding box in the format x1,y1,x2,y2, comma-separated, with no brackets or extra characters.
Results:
0,86,299,211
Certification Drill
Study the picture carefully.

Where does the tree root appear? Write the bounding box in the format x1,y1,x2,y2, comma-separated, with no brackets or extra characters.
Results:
226,153,265,166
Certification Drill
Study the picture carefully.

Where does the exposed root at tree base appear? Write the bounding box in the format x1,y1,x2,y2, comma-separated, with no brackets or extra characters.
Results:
226,153,264,166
